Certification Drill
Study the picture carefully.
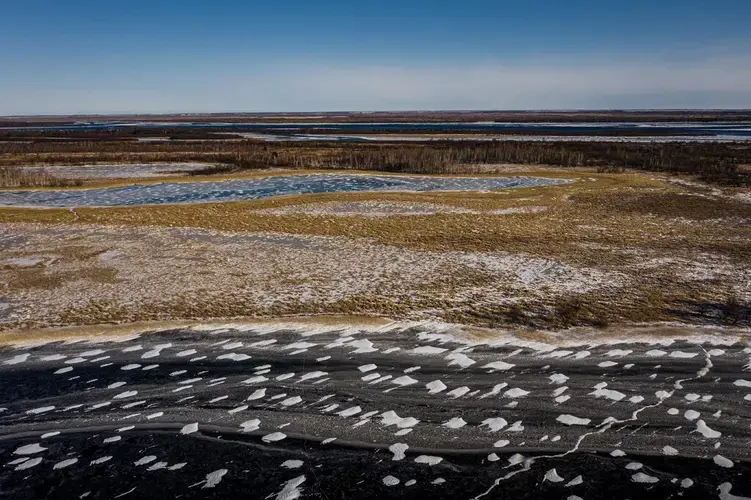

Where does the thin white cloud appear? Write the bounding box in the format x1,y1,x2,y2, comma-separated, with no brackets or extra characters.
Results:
3,54,751,114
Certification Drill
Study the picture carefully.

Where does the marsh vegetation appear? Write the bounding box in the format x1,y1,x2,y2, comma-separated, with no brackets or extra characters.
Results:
2,140,751,186
0,166,83,188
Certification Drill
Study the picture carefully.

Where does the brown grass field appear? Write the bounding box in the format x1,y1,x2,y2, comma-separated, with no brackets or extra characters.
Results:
1,166,749,331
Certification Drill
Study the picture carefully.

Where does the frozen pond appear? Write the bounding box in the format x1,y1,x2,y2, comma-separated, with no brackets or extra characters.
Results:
0,174,570,207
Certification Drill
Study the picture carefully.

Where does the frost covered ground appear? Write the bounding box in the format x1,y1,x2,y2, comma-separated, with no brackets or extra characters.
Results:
0,223,620,328
0,168,748,330
0,321,750,499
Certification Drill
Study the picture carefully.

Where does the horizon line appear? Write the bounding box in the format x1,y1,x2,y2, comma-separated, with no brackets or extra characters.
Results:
4,108,751,119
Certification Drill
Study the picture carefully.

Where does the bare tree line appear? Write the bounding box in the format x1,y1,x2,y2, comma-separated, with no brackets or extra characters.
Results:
1,140,749,185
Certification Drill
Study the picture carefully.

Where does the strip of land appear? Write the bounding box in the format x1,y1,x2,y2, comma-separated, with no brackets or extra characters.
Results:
1,168,748,331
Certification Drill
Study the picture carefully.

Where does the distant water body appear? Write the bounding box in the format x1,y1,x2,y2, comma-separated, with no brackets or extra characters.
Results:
0,174,571,207
3,121,751,142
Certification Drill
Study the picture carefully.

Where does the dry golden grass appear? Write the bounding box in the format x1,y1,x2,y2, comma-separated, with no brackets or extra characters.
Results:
0,166,82,188
1,168,748,330
0,169,747,266
6,266,119,291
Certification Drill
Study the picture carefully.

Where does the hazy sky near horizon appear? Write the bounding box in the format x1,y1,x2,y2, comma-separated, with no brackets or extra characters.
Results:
2,0,751,114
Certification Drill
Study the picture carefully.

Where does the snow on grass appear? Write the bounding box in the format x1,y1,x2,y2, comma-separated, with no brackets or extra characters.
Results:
4,353,30,365
181,423,199,435
14,443,47,455
243,376,268,384
141,343,171,359
589,384,626,402
246,388,267,400
113,390,138,399
274,475,306,500
349,339,378,354
482,361,515,371
714,455,734,468
684,410,700,421
695,420,721,438
447,386,470,398
217,353,251,361
389,443,409,461
281,460,304,469
549,373,568,384
669,351,698,359
338,406,362,417
556,414,591,426
240,419,261,432
380,411,419,429
445,352,476,369
507,421,524,432
544,469,564,483
415,455,443,465
662,446,678,456
15,457,42,470
202,469,228,489
281,396,303,407
262,432,287,443
26,406,55,415
443,417,467,429
412,346,448,355
53,458,78,469
382,475,400,486
121,400,146,409
299,371,327,382
631,472,658,484
391,375,418,387
504,388,530,398
135,456,158,466
480,383,508,399
566,476,583,487
481,417,508,432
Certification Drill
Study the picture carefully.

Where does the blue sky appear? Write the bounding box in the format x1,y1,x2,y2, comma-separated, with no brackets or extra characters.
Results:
2,0,750,114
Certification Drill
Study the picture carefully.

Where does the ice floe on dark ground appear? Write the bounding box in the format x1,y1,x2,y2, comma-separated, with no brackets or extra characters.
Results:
0,173,571,207
0,321,750,499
